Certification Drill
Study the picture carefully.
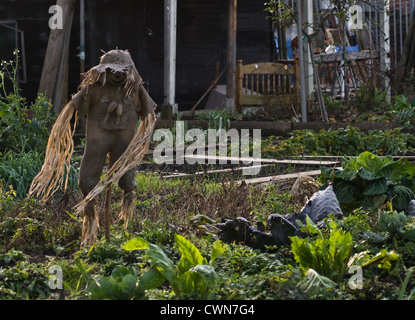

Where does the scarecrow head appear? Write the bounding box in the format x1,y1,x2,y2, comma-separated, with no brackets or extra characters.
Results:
76,49,154,120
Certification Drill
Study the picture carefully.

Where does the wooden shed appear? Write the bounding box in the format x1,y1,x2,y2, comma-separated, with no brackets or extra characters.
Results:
0,0,274,111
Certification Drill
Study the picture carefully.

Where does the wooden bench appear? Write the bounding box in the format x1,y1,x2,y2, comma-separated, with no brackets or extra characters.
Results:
236,59,300,111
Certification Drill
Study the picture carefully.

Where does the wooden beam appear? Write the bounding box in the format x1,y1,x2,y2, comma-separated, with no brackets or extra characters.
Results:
38,0,75,112
238,169,337,186
52,5,73,113
179,154,339,166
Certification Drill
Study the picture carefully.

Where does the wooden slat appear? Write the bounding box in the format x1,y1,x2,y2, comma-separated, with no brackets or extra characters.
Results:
236,59,300,109
240,62,294,75
182,154,339,166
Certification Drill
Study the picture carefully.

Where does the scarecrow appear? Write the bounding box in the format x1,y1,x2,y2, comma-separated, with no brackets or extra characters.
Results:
28,49,157,246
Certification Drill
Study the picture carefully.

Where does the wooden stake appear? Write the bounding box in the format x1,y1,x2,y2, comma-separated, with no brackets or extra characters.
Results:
38,0,76,112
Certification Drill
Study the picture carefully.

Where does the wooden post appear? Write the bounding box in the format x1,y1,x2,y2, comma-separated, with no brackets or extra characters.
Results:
293,60,300,103
226,0,237,113
398,8,415,80
236,59,243,112
79,0,85,79
38,0,76,112
52,6,73,113
163,0,177,117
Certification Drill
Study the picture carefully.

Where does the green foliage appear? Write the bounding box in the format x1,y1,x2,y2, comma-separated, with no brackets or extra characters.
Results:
352,83,388,112
122,234,226,299
364,210,415,249
388,95,415,127
321,151,415,212
359,249,402,273
0,180,16,212
264,0,294,26
88,265,146,300
213,243,298,300
0,249,51,299
196,109,232,131
0,53,56,154
398,268,415,300
0,151,75,199
0,151,43,199
0,198,81,256
290,216,353,282
265,127,414,157
297,268,337,299
0,248,28,266
341,208,372,240
0,51,77,199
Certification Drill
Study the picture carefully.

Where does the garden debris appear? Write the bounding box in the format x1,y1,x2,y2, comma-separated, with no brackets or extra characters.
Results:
289,175,320,205
190,214,220,237
217,184,343,250
217,217,276,251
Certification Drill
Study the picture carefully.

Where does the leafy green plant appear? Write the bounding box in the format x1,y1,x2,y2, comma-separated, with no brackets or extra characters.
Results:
388,95,415,128
0,257,51,299
350,249,402,274
0,149,78,199
297,268,337,299
322,151,415,213
0,180,16,212
0,54,56,154
364,210,415,249
122,234,226,299
270,127,414,157
0,248,28,266
0,51,77,199
88,265,147,300
351,83,388,112
398,267,415,300
197,109,232,131
290,216,353,282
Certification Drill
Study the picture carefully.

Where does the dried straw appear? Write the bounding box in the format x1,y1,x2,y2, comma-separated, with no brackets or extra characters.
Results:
28,101,77,202
115,190,136,229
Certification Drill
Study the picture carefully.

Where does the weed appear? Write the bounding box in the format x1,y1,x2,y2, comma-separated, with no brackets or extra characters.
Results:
0,53,56,154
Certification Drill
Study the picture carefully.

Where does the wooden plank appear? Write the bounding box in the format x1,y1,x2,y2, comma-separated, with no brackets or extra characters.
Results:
181,154,339,166
52,2,74,112
240,94,295,106
38,0,76,109
240,62,294,75
239,167,343,186
160,164,268,179
236,59,299,109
